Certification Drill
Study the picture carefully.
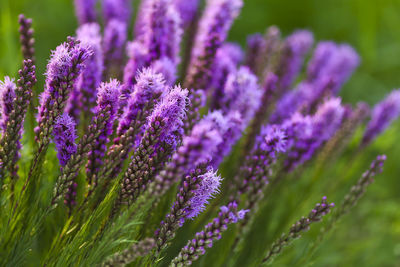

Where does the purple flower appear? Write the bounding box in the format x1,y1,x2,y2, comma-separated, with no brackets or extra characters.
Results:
117,85,188,205
102,0,131,24
103,19,128,75
154,164,219,251
118,68,167,137
270,82,313,124
0,60,36,181
149,57,177,85
245,33,266,73
36,38,92,141
171,201,247,266
86,80,121,183
362,90,400,146
312,97,345,142
307,42,360,94
177,111,226,169
146,85,188,144
74,0,97,24
184,169,221,219
284,98,345,171
66,23,103,121
0,77,16,132
257,124,288,156
222,66,262,124
139,0,183,65
123,41,149,91
276,30,314,92
210,43,243,104
150,111,227,199
18,14,35,62
234,124,287,198
185,0,243,89
53,114,78,167
173,0,200,27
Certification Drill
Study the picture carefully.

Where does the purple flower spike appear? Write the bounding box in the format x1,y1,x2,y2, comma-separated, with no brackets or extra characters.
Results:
36,38,92,143
284,98,344,171
147,85,188,143
53,114,79,210
362,89,400,146
307,42,360,94
211,112,244,168
185,0,243,89
234,124,287,200
18,14,35,62
102,0,131,25
276,30,314,92
245,33,266,73
86,80,121,185
103,19,128,77
0,60,36,182
155,164,220,251
171,201,246,266
118,68,167,137
53,114,78,168
140,0,183,66
149,57,177,85
173,0,200,27
222,66,262,124
122,41,149,92
0,77,17,132
210,43,243,104
74,0,97,24
116,85,188,206
312,97,345,142
184,169,221,219
66,23,103,121
149,110,227,199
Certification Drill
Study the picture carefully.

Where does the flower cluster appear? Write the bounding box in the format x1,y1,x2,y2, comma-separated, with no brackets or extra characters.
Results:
0,2,396,267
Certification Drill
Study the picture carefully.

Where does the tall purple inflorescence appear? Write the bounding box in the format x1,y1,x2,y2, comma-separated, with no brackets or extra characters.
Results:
102,0,131,78
222,66,262,124
154,164,221,252
185,0,243,90
53,114,78,208
173,0,200,27
74,0,97,25
362,89,400,146
118,68,166,139
66,23,103,122
171,202,248,266
149,110,227,199
138,0,182,65
183,168,221,219
0,77,17,132
307,42,360,94
35,38,92,142
86,80,121,185
102,0,131,25
117,85,188,206
0,60,36,182
284,98,345,171
275,30,313,93
53,114,78,168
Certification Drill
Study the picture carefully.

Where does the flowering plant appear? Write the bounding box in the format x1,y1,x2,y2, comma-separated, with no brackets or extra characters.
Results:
0,1,397,266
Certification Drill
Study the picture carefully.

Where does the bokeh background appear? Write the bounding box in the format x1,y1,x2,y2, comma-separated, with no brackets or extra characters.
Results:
1,0,400,266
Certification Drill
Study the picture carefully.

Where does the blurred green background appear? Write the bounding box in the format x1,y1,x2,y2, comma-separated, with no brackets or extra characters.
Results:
1,0,400,266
